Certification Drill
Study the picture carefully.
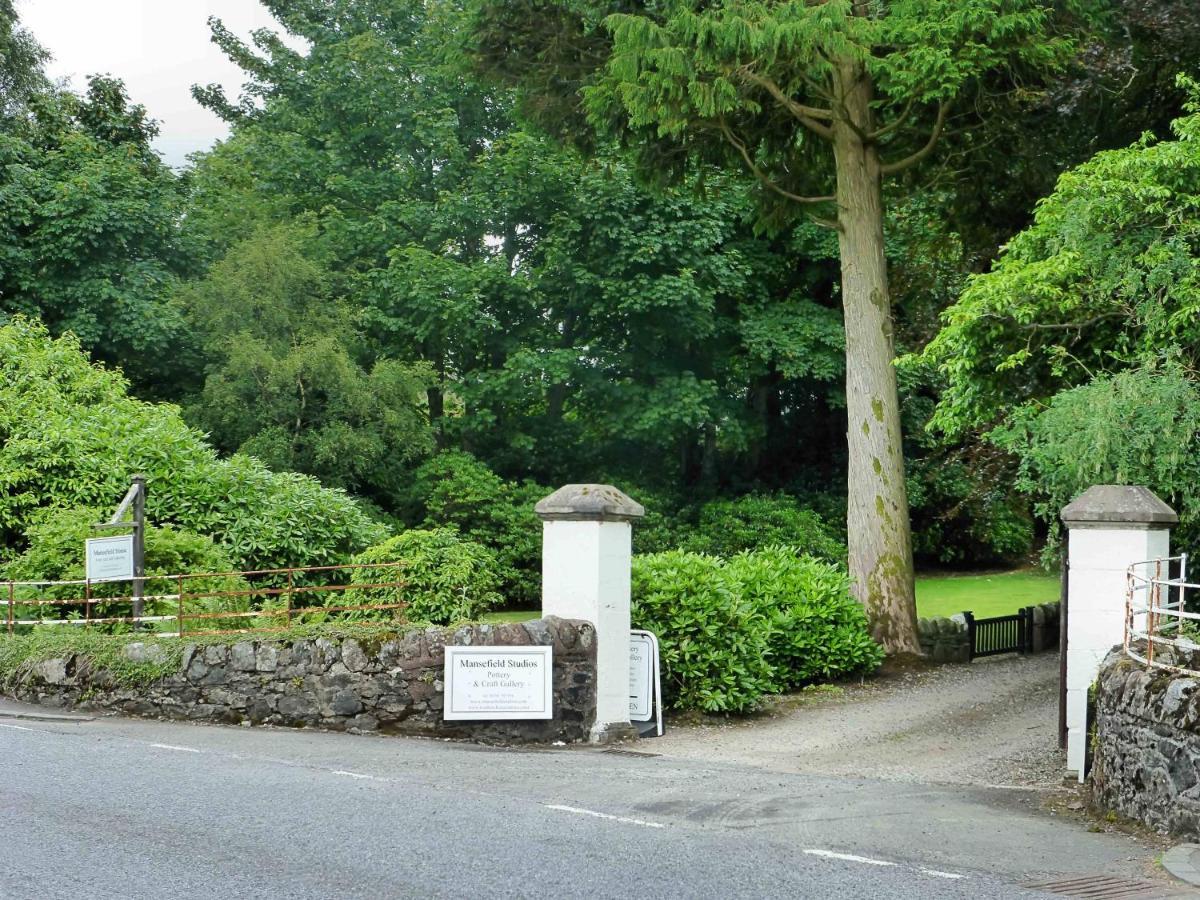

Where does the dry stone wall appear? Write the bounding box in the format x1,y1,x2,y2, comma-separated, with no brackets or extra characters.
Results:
5,617,597,744
1092,647,1200,837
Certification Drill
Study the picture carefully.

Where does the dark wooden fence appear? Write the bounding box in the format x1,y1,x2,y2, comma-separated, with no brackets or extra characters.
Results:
964,608,1031,660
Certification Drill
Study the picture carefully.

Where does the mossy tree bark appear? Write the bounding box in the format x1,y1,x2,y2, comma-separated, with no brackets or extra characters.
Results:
830,59,920,654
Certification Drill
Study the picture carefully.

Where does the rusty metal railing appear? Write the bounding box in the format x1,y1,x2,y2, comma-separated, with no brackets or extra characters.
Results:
2,562,408,638
1125,554,1200,675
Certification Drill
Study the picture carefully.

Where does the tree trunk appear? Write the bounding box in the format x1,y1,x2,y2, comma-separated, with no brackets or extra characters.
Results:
831,59,920,655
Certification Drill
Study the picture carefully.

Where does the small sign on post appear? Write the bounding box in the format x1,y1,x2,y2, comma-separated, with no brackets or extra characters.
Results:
629,630,663,737
85,535,135,583
443,646,553,720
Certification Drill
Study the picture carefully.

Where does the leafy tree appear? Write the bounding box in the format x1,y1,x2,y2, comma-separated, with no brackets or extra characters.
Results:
181,225,434,503
0,317,384,571
923,85,1200,435
476,0,1096,651
192,2,851,496
993,366,1200,552
0,0,48,123
0,76,192,388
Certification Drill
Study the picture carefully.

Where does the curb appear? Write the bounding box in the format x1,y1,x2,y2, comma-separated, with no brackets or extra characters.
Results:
0,709,94,723
1163,844,1200,887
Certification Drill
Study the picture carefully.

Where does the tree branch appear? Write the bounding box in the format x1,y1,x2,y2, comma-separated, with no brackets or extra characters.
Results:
717,120,836,205
737,69,835,142
880,101,949,175
867,96,916,142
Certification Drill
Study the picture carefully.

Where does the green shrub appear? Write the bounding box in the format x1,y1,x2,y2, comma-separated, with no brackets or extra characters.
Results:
346,528,503,624
683,495,846,562
631,551,775,713
407,452,545,606
725,546,882,688
632,546,881,712
0,318,384,571
1,506,249,632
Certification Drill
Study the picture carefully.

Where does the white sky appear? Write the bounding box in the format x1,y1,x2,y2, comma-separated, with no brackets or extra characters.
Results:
16,1,290,166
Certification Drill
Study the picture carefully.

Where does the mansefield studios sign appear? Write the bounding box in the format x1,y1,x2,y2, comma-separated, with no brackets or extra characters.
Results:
443,646,553,720
85,535,135,583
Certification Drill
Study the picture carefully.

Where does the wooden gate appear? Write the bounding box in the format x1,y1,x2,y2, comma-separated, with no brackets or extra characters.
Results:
964,608,1031,660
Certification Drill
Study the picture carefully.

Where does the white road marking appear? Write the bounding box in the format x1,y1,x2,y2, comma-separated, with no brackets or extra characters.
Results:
0,723,34,732
544,804,666,829
804,849,896,867
149,743,201,753
804,850,967,882
918,868,965,880
331,770,382,781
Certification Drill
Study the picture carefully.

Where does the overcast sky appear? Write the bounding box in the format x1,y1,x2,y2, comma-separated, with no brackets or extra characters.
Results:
16,1,289,166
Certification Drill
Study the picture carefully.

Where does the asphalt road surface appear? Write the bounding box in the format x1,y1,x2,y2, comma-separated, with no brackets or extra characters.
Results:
0,705,1186,899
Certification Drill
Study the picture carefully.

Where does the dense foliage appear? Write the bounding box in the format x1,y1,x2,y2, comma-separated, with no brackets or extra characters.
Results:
4,0,1200,663
402,452,545,606
632,550,775,713
726,547,883,688
0,319,384,571
0,75,192,390
925,89,1200,547
632,547,881,712
994,367,1200,553
347,528,503,624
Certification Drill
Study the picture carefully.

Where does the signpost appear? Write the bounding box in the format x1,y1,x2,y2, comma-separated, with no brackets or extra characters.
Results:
91,475,146,621
629,630,663,737
443,646,553,720
85,535,135,582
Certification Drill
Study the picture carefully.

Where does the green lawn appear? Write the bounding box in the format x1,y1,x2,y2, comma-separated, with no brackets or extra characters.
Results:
482,609,541,624
915,570,1059,619
484,570,1060,624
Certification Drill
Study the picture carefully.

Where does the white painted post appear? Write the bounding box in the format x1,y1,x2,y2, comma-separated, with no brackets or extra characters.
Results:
1061,485,1177,782
536,484,644,743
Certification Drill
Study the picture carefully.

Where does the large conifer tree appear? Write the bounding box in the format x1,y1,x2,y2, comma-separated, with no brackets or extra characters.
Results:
477,0,1096,651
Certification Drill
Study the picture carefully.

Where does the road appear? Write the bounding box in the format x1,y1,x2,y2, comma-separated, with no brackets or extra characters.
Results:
0,702,1187,899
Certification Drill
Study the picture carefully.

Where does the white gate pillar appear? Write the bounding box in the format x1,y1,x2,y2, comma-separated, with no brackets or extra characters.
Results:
1061,485,1176,781
536,484,644,743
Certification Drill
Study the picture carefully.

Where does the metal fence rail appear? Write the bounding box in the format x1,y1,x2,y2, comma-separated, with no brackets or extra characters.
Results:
3,562,408,638
1125,554,1200,676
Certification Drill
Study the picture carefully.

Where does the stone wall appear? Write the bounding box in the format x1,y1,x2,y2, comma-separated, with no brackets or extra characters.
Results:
1092,646,1200,837
4,617,597,744
917,614,971,663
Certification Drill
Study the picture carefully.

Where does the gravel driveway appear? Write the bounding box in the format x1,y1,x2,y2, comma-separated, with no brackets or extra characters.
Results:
654,652,1065,788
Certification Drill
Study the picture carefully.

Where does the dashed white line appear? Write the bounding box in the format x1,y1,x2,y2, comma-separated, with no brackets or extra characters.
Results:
918,868,965,880
149,743,201,753
544,804,666,829
804,849,896,867
331,770,382,781
804,849,966,882
0,722,34,732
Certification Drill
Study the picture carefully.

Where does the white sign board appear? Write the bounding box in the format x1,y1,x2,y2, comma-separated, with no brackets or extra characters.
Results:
630,633,654,721
443,646,553,720
630,629,664,736
85,535,135,582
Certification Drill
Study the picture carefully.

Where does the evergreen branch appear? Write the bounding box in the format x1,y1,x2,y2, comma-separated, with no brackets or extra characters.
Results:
880,101,948,175
867,96,917,142
717,120,836,205
737,69,835,141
